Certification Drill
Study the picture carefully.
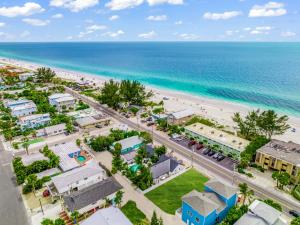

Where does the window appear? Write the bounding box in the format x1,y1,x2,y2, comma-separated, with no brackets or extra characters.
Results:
292,166,297,176
196,217,200,223
187,210,193,217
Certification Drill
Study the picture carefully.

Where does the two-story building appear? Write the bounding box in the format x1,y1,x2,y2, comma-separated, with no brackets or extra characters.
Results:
185,123,249,160
19,113,51,129
167,109,194,125
181,180,237,225
49,93,76,112
255,139,300,184
4,99,37,117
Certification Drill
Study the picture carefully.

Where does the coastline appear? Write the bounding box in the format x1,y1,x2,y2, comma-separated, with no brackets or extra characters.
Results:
1,56,300,144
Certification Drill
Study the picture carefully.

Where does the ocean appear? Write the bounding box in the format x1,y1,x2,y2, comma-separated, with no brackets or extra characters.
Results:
0,42,300,115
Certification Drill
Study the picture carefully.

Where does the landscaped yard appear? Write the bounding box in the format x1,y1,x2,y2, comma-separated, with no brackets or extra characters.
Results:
121,200,149,225
145,168,209,214
23,138,45,145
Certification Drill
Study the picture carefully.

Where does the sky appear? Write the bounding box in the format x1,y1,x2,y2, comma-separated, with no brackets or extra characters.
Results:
0,0,299,42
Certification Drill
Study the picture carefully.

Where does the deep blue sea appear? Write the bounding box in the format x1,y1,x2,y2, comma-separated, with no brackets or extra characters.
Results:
0,42,300,116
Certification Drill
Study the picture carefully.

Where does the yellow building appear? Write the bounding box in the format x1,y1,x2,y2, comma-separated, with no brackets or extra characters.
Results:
255,139,300,183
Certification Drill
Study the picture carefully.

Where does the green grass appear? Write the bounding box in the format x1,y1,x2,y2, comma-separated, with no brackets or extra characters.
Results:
145,168,209,214
24,138,44,145
121,201,149,225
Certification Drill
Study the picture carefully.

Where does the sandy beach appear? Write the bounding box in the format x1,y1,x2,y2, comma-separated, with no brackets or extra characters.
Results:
1,57,300,144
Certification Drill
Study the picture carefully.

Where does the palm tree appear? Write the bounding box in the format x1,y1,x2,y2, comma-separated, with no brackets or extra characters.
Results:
22,139,30,155
239,183,254,205
71,211,80,224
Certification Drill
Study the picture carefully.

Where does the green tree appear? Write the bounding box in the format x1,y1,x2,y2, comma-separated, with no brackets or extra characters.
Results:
112,143,123,173
100,79,121,109
151,211,159,225
71,211,80,224
35,67,56,83
154,145,167,158
272,171,290,189
54,218,66,225
25,174,38,194
76,139,81,147
291,217,300,225
114,190,124,208
263,199,282,212
41,218,54,225
239,183,254,205
22,141,30,155
139,131,152,144
152,107,164,115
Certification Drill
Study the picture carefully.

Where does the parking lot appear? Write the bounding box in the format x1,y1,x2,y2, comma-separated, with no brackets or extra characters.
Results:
171,136,238,171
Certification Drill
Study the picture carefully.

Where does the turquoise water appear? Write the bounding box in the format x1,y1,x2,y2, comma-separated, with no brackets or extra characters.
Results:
77,156,86,162
130,164,141,173
0,42,300,115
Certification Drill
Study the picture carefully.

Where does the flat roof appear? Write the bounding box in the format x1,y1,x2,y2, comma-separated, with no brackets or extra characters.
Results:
170,109,194,120
21,152,47,166
44,123,66,133
81,207,132,225
55,96,75,103
257,139,300,166
36,168,61,179
113,136,143,151
67,108,101,119
49,93,72,100
185,123,249,152
76,116,98,127
19,113,50,122
205,180,237,198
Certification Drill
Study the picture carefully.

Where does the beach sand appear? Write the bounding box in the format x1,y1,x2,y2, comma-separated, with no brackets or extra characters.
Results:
1,57,299,144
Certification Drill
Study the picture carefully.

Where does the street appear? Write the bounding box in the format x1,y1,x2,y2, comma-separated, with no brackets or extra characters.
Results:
0,139,30,225
66,87,300,214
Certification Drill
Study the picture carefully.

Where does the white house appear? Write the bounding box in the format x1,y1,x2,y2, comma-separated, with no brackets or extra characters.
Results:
49,93,76,112
4,99,37,117
19,113,51,129
167,108,194,125
36,123,66,137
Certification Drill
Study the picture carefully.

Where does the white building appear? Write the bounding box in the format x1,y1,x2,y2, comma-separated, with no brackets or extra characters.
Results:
19,113,51,129
19,72,34,81
51,162,106,195
36,123,66,137
81,207,132,225
167,108,194,125
4,99,37,117
49,93,75,112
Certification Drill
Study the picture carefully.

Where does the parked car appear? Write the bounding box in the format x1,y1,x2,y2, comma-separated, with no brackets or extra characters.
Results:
196,144,203,150
188,140,196,146
202,148,211,155
212,153,219,159
217,154,225,161
147,122,155,126
208,150,216,156
289,210,300,217
95,124,102,128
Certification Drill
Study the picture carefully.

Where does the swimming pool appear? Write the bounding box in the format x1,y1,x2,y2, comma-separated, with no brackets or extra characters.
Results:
130,164,141,173
77,156,86,162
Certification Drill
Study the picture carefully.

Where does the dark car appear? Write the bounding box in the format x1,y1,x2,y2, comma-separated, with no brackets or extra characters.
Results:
202,148,211,155
217,154,225,161
188,140,196,146
212,153,219,159
289,210,300,217
208,150,216,156
196,144,203,150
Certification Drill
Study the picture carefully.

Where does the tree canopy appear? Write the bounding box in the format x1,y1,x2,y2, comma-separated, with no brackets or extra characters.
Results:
35,67,56,83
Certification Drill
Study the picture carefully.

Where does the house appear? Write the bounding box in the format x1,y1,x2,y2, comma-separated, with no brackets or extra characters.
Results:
50,162,106,195
185,123,249,160
63,177,122,214
234,200,288,225
151,155,183,181
255,139,300,183
36,123,66,137
19,72,34,81
181,180,237,225
80,207,133,225
75,116,110,129
49,93,75,112
112,136,144,154
167,109,194,125
4,99,37,117
19,113,51,129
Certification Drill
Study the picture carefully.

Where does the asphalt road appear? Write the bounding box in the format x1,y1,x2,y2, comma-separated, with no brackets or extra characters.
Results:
66,87,300,214
0,140,30,225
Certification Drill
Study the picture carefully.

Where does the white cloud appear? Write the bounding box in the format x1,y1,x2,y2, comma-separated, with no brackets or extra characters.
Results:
0,22,5,27
105,0,143,10
22,18,50,26
255,26,272,30
102,30,125,38
109,15,119,20
52,13,63,19
50,0,99,12
78,30,94,38
138,31,156,39
20,30,31,38
0,2,44,18
178,33,200,40
86,24,107,31
281,31,296,37
250,30,263,34
147,15,167,21
243,27,251,31
249,2,287,17
147,0,184,6
174,20,183,25
203,11,242,20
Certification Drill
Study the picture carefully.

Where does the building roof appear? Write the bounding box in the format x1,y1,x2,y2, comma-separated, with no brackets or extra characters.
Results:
151,155,180,179
36,168,61,179
4,99,34,107
19,113,50,122
182,190,220,216
63,177,122,212
234,200,287,225
55,96,75,103
21,152,48,166
67,108,101,119
80,207,132,225
185,123,249,152
75,116,98,127
170,109,194,120
257,139,300,166
205,180,238,199
11,103,36,112
113,136,144,151
44,123,66,134
52,162,104,194
49,93,73,100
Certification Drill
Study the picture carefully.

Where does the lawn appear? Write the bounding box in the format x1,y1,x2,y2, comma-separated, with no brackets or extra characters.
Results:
145,168,209,214
24,138,44,145
121,201,149,225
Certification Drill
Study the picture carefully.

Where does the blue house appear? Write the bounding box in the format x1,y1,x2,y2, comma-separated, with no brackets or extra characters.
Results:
112,135,144,154
181,180,237,225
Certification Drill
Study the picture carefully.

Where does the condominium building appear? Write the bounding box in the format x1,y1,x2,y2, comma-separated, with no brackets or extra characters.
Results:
19,113,51,129
185,123,249,159
4,99,37,117
49,93,75,112
255,139,300,183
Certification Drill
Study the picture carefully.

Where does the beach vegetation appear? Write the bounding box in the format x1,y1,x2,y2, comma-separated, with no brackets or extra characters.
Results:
35,67,56,83
233,110,290,140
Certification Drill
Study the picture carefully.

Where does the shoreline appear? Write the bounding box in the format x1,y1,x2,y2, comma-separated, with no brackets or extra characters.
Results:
1,57,300,144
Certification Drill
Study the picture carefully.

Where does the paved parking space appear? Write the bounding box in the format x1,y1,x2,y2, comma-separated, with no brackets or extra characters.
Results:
171,137,237,171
